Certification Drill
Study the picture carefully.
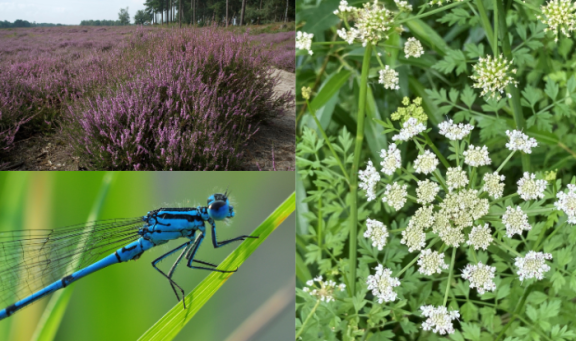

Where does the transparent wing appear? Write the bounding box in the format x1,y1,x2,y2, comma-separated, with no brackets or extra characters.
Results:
0,218,144,307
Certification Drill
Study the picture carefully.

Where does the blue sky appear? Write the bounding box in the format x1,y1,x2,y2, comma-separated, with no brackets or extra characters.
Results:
0,0,147,25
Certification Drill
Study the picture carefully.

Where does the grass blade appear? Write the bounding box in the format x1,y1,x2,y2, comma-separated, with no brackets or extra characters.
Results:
30,173,115,341
138,192,296,341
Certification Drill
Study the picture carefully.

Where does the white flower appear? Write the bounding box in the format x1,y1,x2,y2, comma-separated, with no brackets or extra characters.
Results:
517,172,547,200
502,206,531,237
515,251,553,281
395,0,413,11
446,166,469,191
417,249,448,275
506,130,538,154
429,0,464,5
303,276,346,302
411,205,436,229
379,65,400,90
439,226,465,247
467,224,493,250
392,117,426,141
420,305,460,335
470,54,518,100
364,219,389,250
380,143,401,176
555,184,576,224
463,145,491,167
352,0,395,46
404,37,424,58
334,0,356,15
401,222,426,252
416,179,440,204
296,31,314,55
359,160,381,201
414,150,439,174
483,172,506,199
538,0,576,42
382,182,408,211
438,119,474,140
461,262,496,294
336,27,358,44
366,264,400,303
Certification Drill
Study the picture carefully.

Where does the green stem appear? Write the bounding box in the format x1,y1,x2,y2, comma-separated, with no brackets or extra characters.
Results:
491,193,518,205
396,254,420,277
475,0,496,54
423,132,451,169
296,300,320,339
454,140,460,167
443,247,457,306
397,0,470,24
496,150,516,173
349,44,373,294
433,170,449,193
493,0,499,55
495,285,533,341
536,221,566,251
317,195,323,255
494,238,521,257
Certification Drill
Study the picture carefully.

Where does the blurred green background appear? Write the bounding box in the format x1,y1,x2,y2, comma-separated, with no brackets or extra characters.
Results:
0,172,295,341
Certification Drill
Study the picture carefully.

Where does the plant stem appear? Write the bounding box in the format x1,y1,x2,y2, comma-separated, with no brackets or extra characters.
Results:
454,140,460,167
496,150,516,173
423,132,451,169
317,195,323,256
349,44,373,294
493,0,499,55
296,300,320,339
494,238,521,257
443,247,457,306
536,221,566,251
396,254,420,277
475,0,496,53
397,0,470,24
495,285,533,341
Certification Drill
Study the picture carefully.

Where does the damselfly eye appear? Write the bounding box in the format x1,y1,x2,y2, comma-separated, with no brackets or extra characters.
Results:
207,193,234,220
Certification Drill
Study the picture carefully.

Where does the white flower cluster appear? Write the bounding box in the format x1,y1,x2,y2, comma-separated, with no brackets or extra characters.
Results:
366,264,400,303
392,117,426,141
515,251,553,281
394,0,413,11
379,65,400,90
335,0,395,46
517,172,547,200
555,184,576,224
364,218,389,250
380,143,402,175
464,145,491,167
483,172,506,199
428,0,464,5
303,276,346,302
438,119,474,141
401,222,427,252
333,0,356,15
417,249,448,275
416,179,440,204
414,150,439,174
296,31,314,55
359,160,381,201
420,305,460,335
404,37,424,58
467,224,493,250
470,54,518,100
383,182,408,211
462,262,496,294
538,0,576,42
446,166,469,191
502,206,531,238
506,130,538,154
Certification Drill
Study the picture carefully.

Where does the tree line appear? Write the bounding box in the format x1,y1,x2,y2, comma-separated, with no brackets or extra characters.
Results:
0,20,64,28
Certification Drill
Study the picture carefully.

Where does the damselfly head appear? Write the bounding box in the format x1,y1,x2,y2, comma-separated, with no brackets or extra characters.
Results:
207,193,235,221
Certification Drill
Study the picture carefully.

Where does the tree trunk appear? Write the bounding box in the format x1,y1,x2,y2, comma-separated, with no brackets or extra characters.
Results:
192,0,195,25
179,0,182,27
226,0,228,27
285,0,289,22
161,7,164,25
240,0,246,26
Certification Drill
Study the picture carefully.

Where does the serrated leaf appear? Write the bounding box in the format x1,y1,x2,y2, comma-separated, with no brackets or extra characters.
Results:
461,322,481,341
545,79,559,100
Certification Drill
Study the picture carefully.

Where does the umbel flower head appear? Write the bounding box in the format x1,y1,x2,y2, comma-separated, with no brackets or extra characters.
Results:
463,145,491,167
414,150,439,174
429,0,464,5
380,143,402,175
420,305,460,335
446,166,469,191
303,276,346,302
483,172,506,199
470,54,518,100
555,184,576,224
416,179,440,204
417,249,448,275
467,224,493,250
392,117,427,141
461,262,497,294
379,66,400,90
391,97,427,123
395,0,413,12
404,37,424,58
383,182,408,211
438,119,474,140
366,264,401,303
401,222,426,252
506,130,538,154
502,206,531,238
335,0,395,46
359,160,381,201
538,0,576,42
517,172,547,201
364,218,389,250
296,31,314,55
515,251,553,281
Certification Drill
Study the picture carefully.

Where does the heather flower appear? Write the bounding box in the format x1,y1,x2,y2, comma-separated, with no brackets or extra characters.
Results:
392,117,426,141
404,37,424,58
537,0,576,42
502,206,531,237
379,65,400,90
401,222,426,252
359,160,381,201
471,54,518,100
555,184,576,224
467,224,493,250
414,150,439,174
420,305,460,335
380,143,401,176
364,219,389,250
463,145,491,167
366,264,401,303
296,31,314,55
382,182,408,211
416,179,440,204
515,251,553,281
506,130,538,154
417,249,448,275
462,262,496,294
483,172,506,199
446,166,469,191
303,276,346,302
438,119,473,140
517,172,547,200
395,0,413,11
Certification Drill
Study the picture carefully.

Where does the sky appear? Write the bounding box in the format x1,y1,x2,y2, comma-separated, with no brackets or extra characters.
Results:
0,0,147,25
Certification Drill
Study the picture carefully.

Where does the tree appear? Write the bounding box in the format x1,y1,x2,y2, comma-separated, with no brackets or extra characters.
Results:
134,10,150,24
240,0,246,26
118,7,130,25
